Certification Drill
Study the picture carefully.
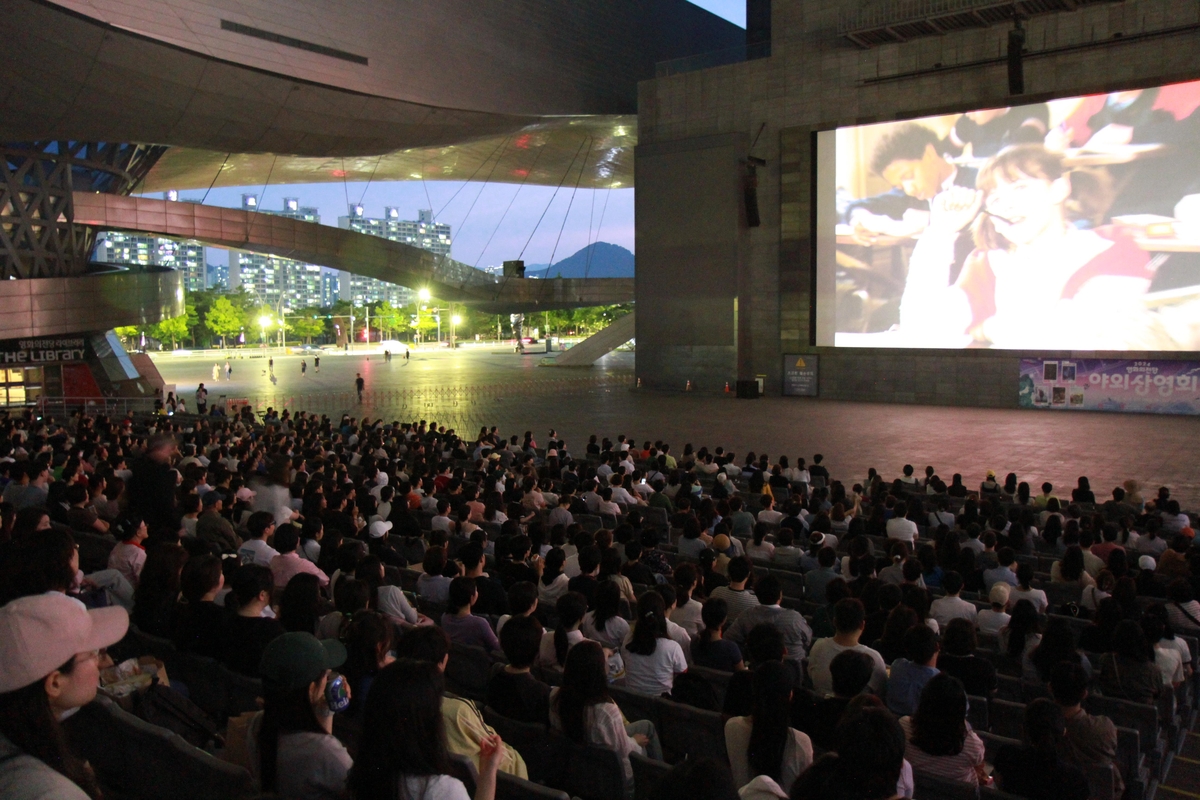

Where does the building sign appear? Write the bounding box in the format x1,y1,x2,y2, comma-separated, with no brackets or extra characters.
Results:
0,338,88,365
783,355,819,397
1018,359,1200,415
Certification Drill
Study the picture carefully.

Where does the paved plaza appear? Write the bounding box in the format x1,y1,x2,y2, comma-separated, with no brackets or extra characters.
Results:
154,347,1200,509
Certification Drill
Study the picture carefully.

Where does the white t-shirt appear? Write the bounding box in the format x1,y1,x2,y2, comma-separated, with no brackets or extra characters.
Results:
1155,642,1186,687
582,611,630,649
976,609,1010,637
238,538,279,567
620,636,688,696
400,775,470,800
670,599,704,639
886,517,918,544
930,596,979,630
725,716,813,791
806,638,888,697
1007,587,1049,614
537,628,584,670
246,716,352,800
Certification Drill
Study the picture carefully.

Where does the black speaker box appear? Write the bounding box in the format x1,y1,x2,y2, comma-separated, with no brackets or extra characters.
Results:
735,380,760,399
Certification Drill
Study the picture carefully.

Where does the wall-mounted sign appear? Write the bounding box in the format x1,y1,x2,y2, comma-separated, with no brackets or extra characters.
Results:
783,355,819,397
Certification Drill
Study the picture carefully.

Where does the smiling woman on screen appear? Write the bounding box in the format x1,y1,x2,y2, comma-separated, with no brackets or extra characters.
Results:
898,144,1175,350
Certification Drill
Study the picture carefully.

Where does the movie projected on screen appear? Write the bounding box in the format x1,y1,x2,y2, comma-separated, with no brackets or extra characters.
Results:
814,80,1200,351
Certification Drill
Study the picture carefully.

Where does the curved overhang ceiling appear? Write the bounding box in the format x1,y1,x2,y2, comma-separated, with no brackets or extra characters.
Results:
140,116,637,193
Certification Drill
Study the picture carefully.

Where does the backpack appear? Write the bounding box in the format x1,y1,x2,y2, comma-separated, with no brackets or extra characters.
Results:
131,680,223,751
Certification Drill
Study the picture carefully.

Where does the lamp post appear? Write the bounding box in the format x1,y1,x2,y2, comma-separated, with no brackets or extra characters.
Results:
451,314,461,349
258,314,272,347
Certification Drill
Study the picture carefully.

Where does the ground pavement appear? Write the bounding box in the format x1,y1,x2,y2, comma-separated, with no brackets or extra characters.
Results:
154,348,1200,509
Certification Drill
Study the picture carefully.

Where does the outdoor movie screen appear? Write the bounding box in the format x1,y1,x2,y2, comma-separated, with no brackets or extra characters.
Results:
814,80,1200,351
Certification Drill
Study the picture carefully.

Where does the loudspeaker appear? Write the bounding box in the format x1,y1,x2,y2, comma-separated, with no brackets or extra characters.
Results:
735,380,760,399
502,260,525,278
1007,27,1025,95
743,164,761,228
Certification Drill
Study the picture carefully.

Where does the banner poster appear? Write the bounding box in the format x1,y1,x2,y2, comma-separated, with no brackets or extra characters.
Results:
783,355,819,397
1018,359,1200,415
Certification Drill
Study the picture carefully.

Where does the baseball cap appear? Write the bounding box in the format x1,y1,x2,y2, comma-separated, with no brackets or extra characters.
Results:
259,632,346,691
201,491,225,507
369,520,393,538
986,470,996,479
1138,555,1157,571
0,594,129,693
989,583,1011,605
235,486,257,502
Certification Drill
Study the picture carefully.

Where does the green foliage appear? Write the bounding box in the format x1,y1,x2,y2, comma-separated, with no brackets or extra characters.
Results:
288,313,326,342
204,296,243,346
151,314,190,349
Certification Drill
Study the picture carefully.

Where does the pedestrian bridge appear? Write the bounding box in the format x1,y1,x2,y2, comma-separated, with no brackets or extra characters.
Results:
74,194,633,313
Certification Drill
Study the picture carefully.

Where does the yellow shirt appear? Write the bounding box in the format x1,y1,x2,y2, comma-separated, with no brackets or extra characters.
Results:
442,695,528,779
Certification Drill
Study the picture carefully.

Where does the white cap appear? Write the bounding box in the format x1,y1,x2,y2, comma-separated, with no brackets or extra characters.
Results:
369,520,393,538
235,486,256,502
1138,555,1157,571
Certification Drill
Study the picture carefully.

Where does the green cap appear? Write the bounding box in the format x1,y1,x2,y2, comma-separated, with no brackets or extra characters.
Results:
259,632,346,690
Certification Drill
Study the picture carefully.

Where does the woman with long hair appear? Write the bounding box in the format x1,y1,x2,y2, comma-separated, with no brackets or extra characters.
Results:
279,572,322,634
621,591,688,696
724,661,813,792
537,547,569,604
1000,599,1041,664
550,641,662,792
900,673,987,784
537,591,588,670
131,543,188,637
0,593,128,799
691,597,745,672
898,144,1168,350
251,632,352,799
1097,620,1164,703
1051,545,1096,588
348,657,504,800
339,610,395,718
992,699,1090,800
1026,617,1091,689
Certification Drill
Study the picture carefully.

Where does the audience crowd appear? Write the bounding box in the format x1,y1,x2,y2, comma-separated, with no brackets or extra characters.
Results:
0,407,1196,800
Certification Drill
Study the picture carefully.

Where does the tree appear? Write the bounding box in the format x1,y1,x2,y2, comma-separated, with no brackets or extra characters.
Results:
372,301,403,339
184,302,201,346
205,296,243,348
288,314,326,343
152,313,190,349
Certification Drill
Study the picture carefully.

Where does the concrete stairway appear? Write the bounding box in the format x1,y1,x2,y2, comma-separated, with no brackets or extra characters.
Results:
550,311,636,366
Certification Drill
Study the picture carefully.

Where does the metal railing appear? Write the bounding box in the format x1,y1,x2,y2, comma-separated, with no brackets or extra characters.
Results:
33,397,158,418
837,0,1109,36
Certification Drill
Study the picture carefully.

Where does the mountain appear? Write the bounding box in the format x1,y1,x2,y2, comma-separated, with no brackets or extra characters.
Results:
524,242,634,279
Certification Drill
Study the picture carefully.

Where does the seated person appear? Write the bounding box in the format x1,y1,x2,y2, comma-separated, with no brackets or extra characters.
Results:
899,673,987,785
690,597,745,672
993,698,1090,800
936,619,998,698
223,564,286,676
793,649,876,751
487,614,552,725
550,640,662,794
621,592,688,696
440,576,500,652
495,581,538,636
1050,662,1124,799
416,545,453,606
396,625,529,778
886,624,940,718
725,661,814,792
172,554,227,659
246,632,353,800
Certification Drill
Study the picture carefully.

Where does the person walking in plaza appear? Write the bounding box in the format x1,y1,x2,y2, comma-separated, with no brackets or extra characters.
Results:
405,348,410,361
301,360,307,377
212,363,221,381
224,360,232,380
268,357,274,376
355,373,365,403
314,356,320,373
195,383,208,414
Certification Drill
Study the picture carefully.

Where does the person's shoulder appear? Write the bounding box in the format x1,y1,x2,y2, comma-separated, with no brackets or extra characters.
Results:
0,751,93,800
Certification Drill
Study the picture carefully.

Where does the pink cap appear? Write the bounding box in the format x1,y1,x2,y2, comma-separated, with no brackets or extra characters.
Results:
0,594,128,693
235,486,257,502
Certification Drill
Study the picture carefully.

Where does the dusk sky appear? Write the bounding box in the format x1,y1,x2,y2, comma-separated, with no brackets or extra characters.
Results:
193,1,743,269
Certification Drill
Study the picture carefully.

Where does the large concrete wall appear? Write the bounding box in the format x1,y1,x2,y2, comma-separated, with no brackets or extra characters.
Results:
636,0,1200,405
635,133,747,391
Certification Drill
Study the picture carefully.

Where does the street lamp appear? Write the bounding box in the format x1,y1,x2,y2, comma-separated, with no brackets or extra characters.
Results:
258,314,272,346
451,314,461,349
